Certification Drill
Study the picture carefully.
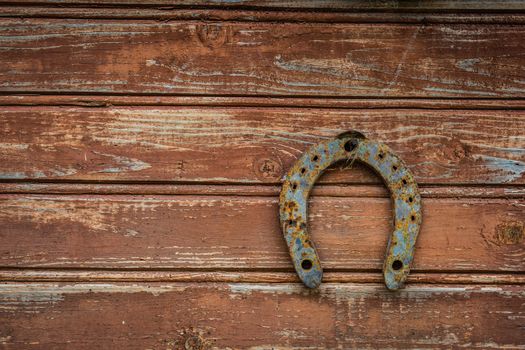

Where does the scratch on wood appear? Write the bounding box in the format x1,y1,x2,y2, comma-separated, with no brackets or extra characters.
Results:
383,25,423,93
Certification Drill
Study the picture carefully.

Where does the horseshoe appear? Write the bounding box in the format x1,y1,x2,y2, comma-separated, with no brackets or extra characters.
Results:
279,131,422,290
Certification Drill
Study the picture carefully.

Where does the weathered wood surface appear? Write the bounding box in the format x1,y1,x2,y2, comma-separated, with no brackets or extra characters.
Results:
1,3,525,348
1,20,525,97
3,94,525,109
3,7,525,24
3,183,525,199
1,107,525,184
2,270,525,285
1,194,523,272
0,282,524,349
5,0,525,11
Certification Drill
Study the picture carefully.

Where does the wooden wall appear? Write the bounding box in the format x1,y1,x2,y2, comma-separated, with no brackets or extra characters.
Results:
0,1,524,349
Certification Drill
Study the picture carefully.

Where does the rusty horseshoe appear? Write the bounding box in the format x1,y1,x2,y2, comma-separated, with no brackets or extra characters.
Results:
279,131,422,290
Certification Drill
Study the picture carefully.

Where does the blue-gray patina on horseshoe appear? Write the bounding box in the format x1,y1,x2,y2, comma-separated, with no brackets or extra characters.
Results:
279,131,422,290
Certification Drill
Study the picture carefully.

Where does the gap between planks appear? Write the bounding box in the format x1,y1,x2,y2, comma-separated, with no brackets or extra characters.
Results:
2,95,525,110
4,0,525,11
0,269,523,285
2,7,525,24
1,183,525,199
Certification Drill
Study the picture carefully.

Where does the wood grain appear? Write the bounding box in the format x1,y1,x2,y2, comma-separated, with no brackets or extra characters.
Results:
1,107,525,184
1,194,523,272
4,0,525,11
3,7,525,24
1,20,525,97
3,94,525,109
1,270,524,284
0,282,523,349
3,183,525,199
1,4,524,348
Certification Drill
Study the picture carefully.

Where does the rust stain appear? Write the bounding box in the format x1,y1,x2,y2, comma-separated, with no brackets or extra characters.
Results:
494,221,524,245
279,131,422,290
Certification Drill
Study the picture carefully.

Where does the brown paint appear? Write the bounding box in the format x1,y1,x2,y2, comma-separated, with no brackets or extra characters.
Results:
2,183,525,198
1,270,524,284
0,283,524,349
0,194,523,273
5,0,525,10
3,95,525,109
1,20,525,98
1,107,524,184
1,7,525,25
1,4,524,348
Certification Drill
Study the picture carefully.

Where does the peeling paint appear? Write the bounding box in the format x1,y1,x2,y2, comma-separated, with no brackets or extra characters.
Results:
456,58,482,72
91,151,151,173
480,155,525,183
0,143,29,150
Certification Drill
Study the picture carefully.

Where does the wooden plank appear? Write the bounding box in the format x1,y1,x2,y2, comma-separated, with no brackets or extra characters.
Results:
1,269,524,284
4,0,525,11
1,194,523,272
3,95,525,109
1,107,524,184
1,20,525,97
2,183,525,199
2,7,525,24
0,282,523,349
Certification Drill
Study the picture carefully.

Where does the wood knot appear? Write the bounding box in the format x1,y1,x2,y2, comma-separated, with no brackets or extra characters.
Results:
196,24,230,49
185,335,205,350
171,328,213,350
494,221,524,245
253,157,283,181
446,138,469,162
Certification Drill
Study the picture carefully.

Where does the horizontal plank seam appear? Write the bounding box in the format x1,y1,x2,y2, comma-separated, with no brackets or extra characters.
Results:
2,1,525,11
2,280,521,285
3,3,525,11
0,270,523,284
3,4,525,12
2,181,525,191
1,266,524,275
3,103,525,110
4,92,525,102
2,15,525,25
10,180,520,186
4,96,525,110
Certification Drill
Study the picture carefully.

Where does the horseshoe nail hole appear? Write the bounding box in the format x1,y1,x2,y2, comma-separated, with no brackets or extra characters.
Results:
402,179,407,185
288,219,294,225
411,215,416,221
392,260,403,271
301,259,313,270
378,153,384,159
300,168,306,174
344,140,357,152
408,197,413,203
392,165,398,171
292,183,297,190
313,155,319,161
